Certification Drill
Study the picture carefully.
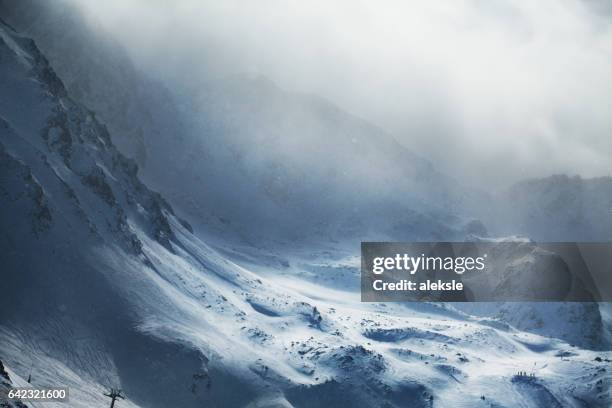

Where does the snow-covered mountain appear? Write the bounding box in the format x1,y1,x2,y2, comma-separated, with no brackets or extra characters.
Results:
1,16,611,408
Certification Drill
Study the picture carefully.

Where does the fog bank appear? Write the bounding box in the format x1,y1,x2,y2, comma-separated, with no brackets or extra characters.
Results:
70,0,612,187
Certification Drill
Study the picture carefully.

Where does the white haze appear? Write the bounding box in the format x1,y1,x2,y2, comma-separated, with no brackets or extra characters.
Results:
69,0,612,188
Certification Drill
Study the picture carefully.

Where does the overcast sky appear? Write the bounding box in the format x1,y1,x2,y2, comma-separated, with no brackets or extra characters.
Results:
71,0,612,188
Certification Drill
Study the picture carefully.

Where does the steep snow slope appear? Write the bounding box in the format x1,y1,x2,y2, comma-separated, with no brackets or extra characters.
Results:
0,17,207,407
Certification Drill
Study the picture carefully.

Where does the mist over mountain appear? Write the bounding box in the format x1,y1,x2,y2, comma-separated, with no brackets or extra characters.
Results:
0,2,611,407
3,0,610,246
0,0,488,245
41,0,612,188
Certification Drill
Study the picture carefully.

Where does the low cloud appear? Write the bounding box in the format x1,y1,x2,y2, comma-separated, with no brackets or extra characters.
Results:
71,0,612,187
